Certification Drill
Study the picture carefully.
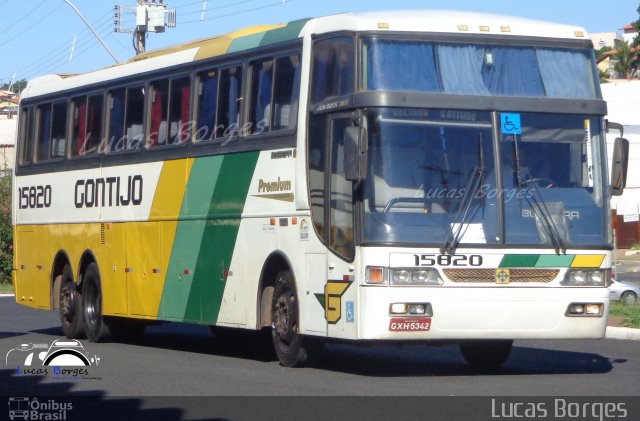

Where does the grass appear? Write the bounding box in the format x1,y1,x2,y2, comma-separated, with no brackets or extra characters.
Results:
609,302,640,329
0,282,13,294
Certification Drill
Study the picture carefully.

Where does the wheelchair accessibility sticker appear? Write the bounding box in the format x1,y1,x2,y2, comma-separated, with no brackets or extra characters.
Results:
501,113,521,135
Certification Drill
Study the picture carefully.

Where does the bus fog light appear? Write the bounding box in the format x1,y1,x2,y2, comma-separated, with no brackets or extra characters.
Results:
567,304,584,315
585,304,603,315
408,304,425,314
390,303,407,314
566,303,603,317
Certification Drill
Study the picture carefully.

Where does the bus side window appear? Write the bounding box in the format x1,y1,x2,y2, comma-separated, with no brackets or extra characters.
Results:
149,77,191,148
149,80,169,147
72,97,88,156
19,107,34,165
272,54,300,131
50,102,67,159
35,104,52,162
72,95,104,156
312,37,354,103
168,77,191,145
249,59,274,134
125,86,145,150
86,94,104,155
217,66,242,139
195,69,219,143
108,89,126,152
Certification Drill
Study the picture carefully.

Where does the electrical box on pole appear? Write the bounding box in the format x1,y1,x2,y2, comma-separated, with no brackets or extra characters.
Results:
115,1,177,53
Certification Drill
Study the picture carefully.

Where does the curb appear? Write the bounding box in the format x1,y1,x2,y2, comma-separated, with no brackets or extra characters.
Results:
0,293,14,297
605,326,640,341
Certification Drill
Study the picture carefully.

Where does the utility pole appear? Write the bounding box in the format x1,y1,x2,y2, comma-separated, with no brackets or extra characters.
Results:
115,0,177,55
135,0,146,54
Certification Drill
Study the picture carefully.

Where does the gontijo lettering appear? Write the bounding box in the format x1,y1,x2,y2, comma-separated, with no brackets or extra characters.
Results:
74,175,143,208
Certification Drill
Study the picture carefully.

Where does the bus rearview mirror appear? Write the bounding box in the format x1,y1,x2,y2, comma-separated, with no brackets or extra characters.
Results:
610,137,629,196
344,126,368,181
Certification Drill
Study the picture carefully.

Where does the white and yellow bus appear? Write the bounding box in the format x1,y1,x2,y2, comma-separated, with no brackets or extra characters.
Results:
13,11,629,367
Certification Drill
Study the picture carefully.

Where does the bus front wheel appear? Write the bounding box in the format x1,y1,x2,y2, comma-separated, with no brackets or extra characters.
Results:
59,265,84,339
82,263,111,342
459,340,513,368
271,271,314,367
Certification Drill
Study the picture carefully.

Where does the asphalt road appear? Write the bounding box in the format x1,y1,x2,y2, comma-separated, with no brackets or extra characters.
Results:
1,296,639,420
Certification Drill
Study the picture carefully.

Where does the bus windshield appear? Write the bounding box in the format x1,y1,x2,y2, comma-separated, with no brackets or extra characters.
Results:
362,108,609,248
362,38,600,99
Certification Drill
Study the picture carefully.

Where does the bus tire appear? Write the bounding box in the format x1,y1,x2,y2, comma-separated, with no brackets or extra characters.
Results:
459,339,513,368
271,271,312,367
82,263,111,342
59,265,84,339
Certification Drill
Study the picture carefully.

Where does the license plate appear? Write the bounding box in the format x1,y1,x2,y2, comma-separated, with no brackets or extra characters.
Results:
389,317,431,332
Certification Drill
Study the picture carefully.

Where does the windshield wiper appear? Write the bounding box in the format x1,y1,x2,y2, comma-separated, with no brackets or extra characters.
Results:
441,136,485,254
512,136,567,254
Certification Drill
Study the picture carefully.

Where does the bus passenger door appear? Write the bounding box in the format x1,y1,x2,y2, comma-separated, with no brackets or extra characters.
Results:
307,113,358,339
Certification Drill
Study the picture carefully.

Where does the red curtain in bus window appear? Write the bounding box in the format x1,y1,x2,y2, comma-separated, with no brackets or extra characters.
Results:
180,85,190,143
150,88,163,147
76,102,87,156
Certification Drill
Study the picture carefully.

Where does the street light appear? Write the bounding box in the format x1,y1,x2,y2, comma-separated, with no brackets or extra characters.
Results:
62,0,120,64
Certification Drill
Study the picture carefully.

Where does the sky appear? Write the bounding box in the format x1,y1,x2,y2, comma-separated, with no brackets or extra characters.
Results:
0,0,637,86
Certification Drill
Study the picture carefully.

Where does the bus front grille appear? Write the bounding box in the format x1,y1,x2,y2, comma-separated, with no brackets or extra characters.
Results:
442,269,560,284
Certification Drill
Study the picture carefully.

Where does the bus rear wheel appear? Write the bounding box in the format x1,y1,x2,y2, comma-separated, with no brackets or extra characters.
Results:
271,271,314,367
82,263,111,342
459,340,513,368
59,265,84,339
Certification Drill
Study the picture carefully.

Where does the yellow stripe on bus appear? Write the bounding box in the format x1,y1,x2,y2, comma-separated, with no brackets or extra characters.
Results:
570,255,605,268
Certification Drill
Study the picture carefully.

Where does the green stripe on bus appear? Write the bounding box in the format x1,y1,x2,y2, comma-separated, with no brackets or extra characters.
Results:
159,156,224,321
259,19,311,47
227,32,266,54
535,255,575,267
183,151,260,323
499,254,540,267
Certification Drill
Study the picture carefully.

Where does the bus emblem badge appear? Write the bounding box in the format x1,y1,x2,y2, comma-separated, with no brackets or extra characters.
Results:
495,269,510,284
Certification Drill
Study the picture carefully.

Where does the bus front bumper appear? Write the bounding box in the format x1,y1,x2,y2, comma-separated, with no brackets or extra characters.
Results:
357,286,610,341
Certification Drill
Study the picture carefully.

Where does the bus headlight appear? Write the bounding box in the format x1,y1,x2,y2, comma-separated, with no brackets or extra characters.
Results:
390,268,443,286
562,269,608,286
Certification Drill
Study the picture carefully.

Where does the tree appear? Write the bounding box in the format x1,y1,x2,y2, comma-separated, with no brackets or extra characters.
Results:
0,79,27,94
0,174,12,284
613,41,635,79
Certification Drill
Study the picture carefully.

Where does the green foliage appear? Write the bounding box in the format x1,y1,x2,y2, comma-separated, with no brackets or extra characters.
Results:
0,174,12,284
610,302,640,328
613,42,635,79
0,79,27,94
598,69,610,83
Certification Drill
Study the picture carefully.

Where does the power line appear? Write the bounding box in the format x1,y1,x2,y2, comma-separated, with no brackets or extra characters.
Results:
21,20,115,80
180,0,294,25
3,11,114,82
176,0,272,18
0,2,63,47
0,0,47,37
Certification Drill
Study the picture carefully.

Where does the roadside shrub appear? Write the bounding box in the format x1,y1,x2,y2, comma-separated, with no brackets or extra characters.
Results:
0,174,12,284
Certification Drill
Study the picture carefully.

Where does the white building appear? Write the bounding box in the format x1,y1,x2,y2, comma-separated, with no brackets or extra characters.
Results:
602,80,640,246
0,118,16,172
591,32,623,49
